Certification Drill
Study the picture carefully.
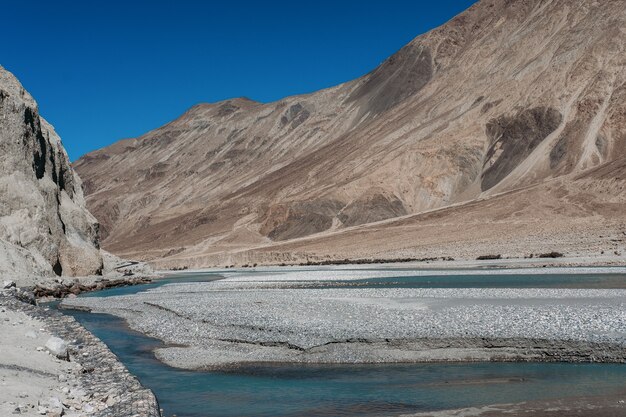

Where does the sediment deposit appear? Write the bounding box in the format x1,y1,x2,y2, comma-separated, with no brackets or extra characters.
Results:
62,268,626,370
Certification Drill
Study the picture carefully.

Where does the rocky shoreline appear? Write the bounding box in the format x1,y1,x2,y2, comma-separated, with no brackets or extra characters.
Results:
1,282,162,417
32,276,153,299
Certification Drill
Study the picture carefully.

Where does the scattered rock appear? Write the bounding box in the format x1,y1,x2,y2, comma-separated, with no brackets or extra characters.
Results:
3,280,16,289
12,288,36,305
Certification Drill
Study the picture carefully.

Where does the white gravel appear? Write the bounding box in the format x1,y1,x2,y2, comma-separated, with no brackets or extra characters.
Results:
61,268,626,368
192,265,626,282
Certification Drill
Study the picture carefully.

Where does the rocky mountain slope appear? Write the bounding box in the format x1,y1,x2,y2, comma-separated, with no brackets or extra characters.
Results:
75,0,626,268
0,67,103,284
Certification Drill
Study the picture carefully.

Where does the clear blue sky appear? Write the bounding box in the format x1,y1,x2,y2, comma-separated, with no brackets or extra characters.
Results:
1,1,476,161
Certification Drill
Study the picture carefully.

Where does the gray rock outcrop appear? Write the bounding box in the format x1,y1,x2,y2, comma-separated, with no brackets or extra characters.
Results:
0,66,103,285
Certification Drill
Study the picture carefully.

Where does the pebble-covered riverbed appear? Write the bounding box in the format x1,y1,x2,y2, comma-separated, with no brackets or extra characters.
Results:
61,269,626,369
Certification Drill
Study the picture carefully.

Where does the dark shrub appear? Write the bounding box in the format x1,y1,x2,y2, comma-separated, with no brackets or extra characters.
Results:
476,254,502,260
538,252,564,258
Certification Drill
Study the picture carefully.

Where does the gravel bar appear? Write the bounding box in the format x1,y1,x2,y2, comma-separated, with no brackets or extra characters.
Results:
61,271,626,370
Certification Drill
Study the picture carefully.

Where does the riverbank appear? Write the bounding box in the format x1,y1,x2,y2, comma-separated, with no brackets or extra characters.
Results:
165,254,626,276
0,293,161,417
33,275,153,299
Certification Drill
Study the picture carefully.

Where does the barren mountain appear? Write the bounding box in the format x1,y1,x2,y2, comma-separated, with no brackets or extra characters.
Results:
75,0,626,268
0,67,103,284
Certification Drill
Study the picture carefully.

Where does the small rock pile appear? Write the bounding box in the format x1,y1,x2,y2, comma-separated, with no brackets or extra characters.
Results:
1,280,35,304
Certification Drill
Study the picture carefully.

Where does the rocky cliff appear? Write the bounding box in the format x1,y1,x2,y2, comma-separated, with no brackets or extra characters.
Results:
75,0,626,267
0,67,103,284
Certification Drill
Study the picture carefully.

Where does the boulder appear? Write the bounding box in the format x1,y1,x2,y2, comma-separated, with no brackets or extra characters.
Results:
45,336,69,360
